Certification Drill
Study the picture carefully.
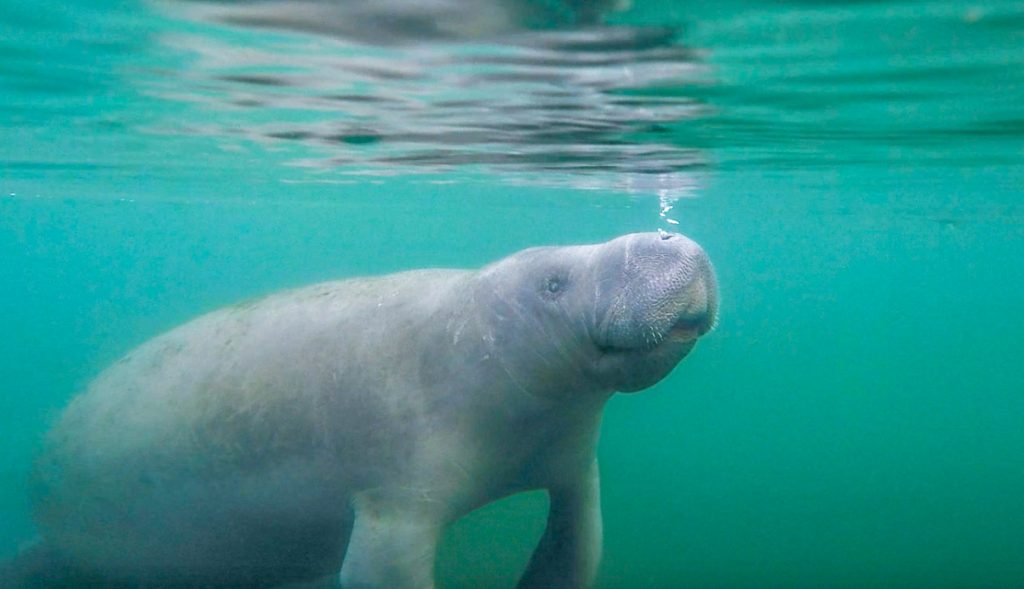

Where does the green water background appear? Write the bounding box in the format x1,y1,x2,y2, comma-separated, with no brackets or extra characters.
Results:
2,0,1023,587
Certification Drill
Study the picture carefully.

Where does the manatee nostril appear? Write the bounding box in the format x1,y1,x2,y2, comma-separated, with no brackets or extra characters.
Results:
657,230,675,241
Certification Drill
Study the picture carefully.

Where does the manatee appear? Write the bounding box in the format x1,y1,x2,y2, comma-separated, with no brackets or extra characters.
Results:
7,232,717,589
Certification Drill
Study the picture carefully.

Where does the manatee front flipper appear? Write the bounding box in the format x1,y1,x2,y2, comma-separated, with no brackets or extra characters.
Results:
518,460,602,589
339,493,442,589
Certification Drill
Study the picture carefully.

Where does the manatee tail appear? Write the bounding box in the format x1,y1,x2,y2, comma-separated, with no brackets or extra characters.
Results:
0,541,90,589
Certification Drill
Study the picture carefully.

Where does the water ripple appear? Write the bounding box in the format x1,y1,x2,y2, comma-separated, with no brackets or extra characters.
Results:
151,0,710,198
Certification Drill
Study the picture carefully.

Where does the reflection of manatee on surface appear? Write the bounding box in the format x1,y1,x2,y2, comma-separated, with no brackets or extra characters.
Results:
152,0,709,197
4,232,717,589
172,0,631,43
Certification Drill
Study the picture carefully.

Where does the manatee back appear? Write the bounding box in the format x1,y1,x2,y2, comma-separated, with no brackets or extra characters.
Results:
38,268,469,471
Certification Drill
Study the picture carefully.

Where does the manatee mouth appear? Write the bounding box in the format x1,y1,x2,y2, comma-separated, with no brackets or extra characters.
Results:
665,315,708,344
597,312,712,355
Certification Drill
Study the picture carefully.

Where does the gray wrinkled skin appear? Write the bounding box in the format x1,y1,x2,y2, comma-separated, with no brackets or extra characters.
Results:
21,232,717,589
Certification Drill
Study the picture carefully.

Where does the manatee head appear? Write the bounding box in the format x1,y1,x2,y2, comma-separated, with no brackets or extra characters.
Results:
472,232,717,398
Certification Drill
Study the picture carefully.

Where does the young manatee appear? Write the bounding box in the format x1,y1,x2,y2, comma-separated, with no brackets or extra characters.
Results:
15,232,717,589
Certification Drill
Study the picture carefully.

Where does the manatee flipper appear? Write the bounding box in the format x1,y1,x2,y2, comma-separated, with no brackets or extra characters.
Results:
517,460,602,589
339,494,441,589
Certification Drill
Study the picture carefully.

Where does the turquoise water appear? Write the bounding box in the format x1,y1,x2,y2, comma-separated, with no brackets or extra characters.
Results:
2,0,1022,587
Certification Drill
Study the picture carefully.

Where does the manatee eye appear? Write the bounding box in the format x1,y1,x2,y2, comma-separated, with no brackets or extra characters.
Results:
542,275,566,299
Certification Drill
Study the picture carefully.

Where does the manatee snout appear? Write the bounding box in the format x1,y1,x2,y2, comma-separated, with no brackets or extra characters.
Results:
655,232,717,338
591,231,717,392
597,231,717,351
